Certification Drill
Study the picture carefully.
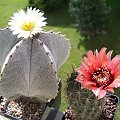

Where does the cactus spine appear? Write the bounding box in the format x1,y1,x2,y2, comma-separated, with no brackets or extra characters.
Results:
66,68,103,120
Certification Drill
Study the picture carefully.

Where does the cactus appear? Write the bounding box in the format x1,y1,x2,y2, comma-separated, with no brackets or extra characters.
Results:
66,68,103,120
38,31,70,71
0,28,70,102
0,28,20,71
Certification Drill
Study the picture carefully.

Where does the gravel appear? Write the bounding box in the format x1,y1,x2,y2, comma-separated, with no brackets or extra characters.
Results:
0,96,47,120
64,106,77,120
98,95,119,120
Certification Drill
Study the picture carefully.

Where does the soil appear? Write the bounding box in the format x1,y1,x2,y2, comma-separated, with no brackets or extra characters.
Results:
0,96,47,120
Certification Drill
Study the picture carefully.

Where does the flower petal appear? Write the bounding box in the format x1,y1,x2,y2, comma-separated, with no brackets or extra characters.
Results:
92,88,106,99
107,50,113,61
76,75,85,83
105,87,114,93
82,81,97,90
98,89,107,99
99,47,108,66
8,7,47,38
108,76,120,88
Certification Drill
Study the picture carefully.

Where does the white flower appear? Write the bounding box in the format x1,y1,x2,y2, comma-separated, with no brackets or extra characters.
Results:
8,7,47,38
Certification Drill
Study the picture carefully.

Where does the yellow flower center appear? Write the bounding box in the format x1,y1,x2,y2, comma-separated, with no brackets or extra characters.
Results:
22,22,35,31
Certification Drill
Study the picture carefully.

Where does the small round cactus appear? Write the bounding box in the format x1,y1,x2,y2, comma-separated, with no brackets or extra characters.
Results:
66,68,103,120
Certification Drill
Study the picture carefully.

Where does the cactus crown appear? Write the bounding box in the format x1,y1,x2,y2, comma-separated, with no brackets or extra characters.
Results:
0,28,70,102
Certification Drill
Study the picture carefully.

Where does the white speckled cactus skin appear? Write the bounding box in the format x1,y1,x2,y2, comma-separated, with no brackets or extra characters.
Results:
0,27,20,70
0,28,70,102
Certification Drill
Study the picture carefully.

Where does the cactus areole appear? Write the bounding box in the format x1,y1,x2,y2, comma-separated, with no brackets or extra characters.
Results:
0,28,70,102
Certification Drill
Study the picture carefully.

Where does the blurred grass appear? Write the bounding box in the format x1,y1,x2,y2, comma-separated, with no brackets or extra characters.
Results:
0,0,28,27
0,0,120,119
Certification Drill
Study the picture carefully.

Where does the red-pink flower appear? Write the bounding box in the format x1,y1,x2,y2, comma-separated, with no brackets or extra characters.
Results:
76,48,120,99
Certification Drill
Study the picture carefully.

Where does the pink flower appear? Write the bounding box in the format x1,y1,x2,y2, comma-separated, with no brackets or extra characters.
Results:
76,48,120,99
